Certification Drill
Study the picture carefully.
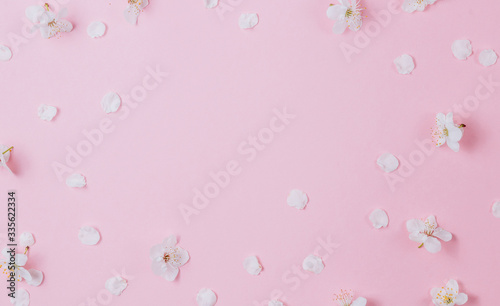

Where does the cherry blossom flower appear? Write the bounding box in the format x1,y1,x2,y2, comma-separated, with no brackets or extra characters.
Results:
432,112,465,152
431,279,468,306
0,145,13,174
406,215,452,253
1,247,43,286
402,0,437,13
327,0,364,34
150,235,189,281
124,0,149,25
333,290,367,306
26,4,73,39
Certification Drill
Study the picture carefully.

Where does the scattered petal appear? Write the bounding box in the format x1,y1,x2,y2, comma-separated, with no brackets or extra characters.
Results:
26,269,43,287
479,49,498,67
452,40,472,60
78,226,100,245
66,173,86,188
10,288,29,306
197,288,217,306
204,0,219,9
376,153,399,173
101,92,121,114
287,189,308,209
492,201,500,218
268,301,284,306
239,13,259,29
302,254,324,274
37,104,57,121
20,232,35,248
243,255,262,276
87,21,106,38
393,54,415,74
369,209,389,229
0,45,12,61
105,276,128,296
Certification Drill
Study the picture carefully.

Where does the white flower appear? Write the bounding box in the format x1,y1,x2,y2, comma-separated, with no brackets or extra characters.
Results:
302,254,324,274
369,209,389,229
432,112,464,152
150,235,189,281
287,189,308,209
124,0,149,25
105,276,128,296
243,255,262,275
196,288,217,306
406,215,452,253
333,290,367,306
431,279,468,306
1,247,43,286
20,233,35,248
402,0,437,13
10,288,29,306
0,145,13,174
26,4,73,39
78,227,101,245
327,0,364,34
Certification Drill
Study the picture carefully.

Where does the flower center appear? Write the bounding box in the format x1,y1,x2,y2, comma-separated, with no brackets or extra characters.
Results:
333,289,353,306
345,9,353,17
443,128,449,137
162,247,181,265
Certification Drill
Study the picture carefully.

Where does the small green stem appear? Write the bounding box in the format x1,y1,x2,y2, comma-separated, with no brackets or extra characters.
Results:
2,146,13,155
459,124,466,128
418,243,424,248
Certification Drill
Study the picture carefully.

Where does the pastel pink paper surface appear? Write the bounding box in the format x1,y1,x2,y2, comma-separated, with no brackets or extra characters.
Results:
0,0,499,305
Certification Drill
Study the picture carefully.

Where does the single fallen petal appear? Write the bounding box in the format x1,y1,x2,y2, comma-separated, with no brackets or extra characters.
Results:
101,92,121,113
369,209,389,229
452,40,472,60
376,153,399,173
66,173,86,188
243,255,262,275
10,288,29,306
105,276,128,296
239,13,259,29
26,269,43,287
78,226,100,245
479,49,498,67
197,288,217,306
287,189,308,209
204,0,219,8
20,232,35,247
0,45,12,61
38,104,57,121
87,21,106,38
492,201,500,218
393,54,415,74
268,301,284,306
302,254,324,274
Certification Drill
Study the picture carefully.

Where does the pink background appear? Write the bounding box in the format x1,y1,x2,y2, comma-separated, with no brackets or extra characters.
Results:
1,0,500,305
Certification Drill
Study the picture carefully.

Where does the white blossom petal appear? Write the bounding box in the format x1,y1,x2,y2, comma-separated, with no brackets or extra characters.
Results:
302,254,324,274
78,226,100,245
25,6,45,23
239,13,259,29
351,297,367,306
105,276,128,296
369,209,389,229
66,173,86,188
479,49,498,67
10,288,29,306
455,293,468,305
287,189,308,209
0,45,12,61
332,20,348,34
37,104,57,121
445,279,459,293
376,153,399,173
204,0,219,9
268,301,284,306
406,219,425,233
15,254,28,267
20,232,35,248
393,54,415,74
101,92,121,113
492,201,500,218
327,4,348,20
452,40,472,60
424,237,441,253
433,228,452,242
87,21,106,38
162,263,179,281
26,269,43,287
162,235,177,248
243,255,262,275
197,288,217,306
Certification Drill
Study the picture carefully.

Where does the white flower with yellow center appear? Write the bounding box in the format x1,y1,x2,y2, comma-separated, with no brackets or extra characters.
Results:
403,0,438,13
406,215,452,253
26,4,73,39
327,0,364,34
150,235,189,281
0,247,43,286
124,0,149,24
333,289,367,306
431,279,468,306
432,112,465,152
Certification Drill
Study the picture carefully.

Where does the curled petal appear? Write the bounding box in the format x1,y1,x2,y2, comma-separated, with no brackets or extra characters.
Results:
26,269,43,286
